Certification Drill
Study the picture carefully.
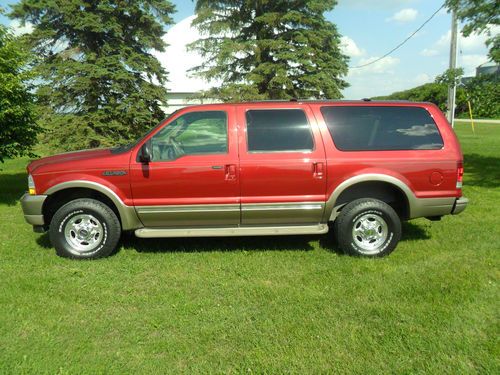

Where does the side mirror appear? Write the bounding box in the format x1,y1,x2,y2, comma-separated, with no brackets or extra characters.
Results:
139,141,152,163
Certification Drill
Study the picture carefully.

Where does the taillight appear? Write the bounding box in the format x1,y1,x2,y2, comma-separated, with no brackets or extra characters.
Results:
456,162,464,189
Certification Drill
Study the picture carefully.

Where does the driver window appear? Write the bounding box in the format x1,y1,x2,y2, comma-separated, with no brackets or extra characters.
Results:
151,111,228,161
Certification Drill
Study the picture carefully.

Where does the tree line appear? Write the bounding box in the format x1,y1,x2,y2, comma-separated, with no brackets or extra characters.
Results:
0,0,498,161
373,69,500,119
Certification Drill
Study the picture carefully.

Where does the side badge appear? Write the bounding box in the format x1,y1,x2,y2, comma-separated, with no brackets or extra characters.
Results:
103,171,127,176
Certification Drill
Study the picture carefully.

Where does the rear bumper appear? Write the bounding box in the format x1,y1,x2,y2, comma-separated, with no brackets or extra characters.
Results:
20,193,47,226
410,196,468,219
452,197,469,215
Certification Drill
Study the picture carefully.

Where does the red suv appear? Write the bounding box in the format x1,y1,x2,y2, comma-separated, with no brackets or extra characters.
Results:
21,101,468,259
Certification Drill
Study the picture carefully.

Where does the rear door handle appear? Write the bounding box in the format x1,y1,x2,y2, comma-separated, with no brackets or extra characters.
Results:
313,162,324,179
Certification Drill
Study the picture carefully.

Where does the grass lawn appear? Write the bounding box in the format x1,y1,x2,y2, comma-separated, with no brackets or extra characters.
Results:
0,122,498,374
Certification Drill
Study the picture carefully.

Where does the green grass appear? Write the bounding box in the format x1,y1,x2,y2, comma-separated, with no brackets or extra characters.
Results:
0,122,499,374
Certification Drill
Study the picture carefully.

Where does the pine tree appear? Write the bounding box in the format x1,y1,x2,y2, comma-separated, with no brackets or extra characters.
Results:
191,0,349,101
9,0,175,151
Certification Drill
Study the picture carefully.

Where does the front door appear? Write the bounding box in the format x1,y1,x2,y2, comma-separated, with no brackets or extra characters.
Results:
236,105,327,225
130,107,240,227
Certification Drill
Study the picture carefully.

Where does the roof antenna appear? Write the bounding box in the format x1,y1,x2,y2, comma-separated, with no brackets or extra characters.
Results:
290,98,298,102
362,98,371,102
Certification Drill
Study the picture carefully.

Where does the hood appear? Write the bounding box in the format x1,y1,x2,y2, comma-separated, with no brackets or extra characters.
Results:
28,148,113,174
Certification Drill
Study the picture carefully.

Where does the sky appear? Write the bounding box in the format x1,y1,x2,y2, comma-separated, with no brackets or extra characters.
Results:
1,0,496,99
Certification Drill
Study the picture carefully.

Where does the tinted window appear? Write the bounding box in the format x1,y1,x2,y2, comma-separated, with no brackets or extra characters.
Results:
320,106,444,151
246,109,314,152
151,111,227,161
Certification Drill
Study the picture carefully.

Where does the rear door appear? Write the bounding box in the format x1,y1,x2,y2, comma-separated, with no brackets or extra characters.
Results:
236,104,327,225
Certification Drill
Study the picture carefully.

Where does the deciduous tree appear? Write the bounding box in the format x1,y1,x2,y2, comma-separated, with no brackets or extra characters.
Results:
0,24,41,162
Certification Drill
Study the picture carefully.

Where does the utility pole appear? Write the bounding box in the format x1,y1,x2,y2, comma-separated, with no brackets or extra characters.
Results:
447,9,458,127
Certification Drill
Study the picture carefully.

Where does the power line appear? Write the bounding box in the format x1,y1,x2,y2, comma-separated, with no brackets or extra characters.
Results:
350,3,446,69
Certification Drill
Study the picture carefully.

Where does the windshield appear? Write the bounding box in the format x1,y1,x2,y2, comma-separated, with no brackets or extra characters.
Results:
110,110,181,154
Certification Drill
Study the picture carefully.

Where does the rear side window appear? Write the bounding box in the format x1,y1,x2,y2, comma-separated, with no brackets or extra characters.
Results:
246,109,314,152
320,106,444,151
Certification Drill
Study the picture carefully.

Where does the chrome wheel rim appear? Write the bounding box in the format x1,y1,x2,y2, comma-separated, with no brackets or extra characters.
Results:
352,213,388,255
64,214,103,255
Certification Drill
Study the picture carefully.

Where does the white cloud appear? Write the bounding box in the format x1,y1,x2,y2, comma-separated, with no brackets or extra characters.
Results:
343,75,407,99
153,15,213,93
435,30,451,49
343,56,408,99
413,73,432,85
9,20,33,36
435,25,500,54
420,48,439,57
460,26,500,52
460,54,488,76
386,8,418,23
340,36,365,57
350,56,400,75
338,0,416,10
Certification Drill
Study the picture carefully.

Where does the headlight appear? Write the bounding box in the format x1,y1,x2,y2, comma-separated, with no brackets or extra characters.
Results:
28,175,36,195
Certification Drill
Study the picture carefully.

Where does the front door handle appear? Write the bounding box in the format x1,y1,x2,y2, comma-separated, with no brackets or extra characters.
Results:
225,164,237,181
313,162,324,179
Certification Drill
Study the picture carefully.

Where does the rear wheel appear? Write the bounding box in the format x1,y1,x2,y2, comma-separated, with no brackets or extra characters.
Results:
335,198,401,257
49,198,121,259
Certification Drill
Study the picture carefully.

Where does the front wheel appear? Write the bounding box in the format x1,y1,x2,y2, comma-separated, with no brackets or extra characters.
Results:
49,198,121,259
335,198,401,257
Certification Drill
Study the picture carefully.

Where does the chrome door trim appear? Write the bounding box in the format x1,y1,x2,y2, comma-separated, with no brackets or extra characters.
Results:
136,204,240,227
242,203,323,211
241,202,325,225
136,204,240,214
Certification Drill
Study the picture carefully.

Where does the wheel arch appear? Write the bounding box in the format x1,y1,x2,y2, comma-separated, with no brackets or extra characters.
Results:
43,181,142,230
324,174,415,222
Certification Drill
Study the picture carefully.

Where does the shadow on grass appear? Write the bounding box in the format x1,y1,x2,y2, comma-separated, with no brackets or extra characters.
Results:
464,153,500,188
401,221,431,241
0,173,27,206
36,233,52,249
121,233,318,253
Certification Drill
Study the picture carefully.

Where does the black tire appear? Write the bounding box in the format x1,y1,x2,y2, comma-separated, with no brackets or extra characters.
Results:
49,198,121,259
335,198,401,257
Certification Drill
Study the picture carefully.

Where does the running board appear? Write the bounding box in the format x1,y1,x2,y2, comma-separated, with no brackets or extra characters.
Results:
135,224,329,238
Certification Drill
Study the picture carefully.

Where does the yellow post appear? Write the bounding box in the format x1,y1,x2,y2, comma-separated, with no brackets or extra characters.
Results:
467,100,475,135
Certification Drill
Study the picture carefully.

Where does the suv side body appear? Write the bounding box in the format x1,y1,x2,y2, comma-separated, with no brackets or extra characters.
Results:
20,101,468,258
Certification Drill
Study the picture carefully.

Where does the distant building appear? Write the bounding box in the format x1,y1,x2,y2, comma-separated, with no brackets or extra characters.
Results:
164,92,220,115
476,62,499,77
461,62,499,84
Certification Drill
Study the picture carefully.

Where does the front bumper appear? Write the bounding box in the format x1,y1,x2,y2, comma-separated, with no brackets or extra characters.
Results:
452,197,469,215
20,193,47,226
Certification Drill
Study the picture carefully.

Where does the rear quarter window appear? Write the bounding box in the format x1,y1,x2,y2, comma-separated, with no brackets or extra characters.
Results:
320,106,444,151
